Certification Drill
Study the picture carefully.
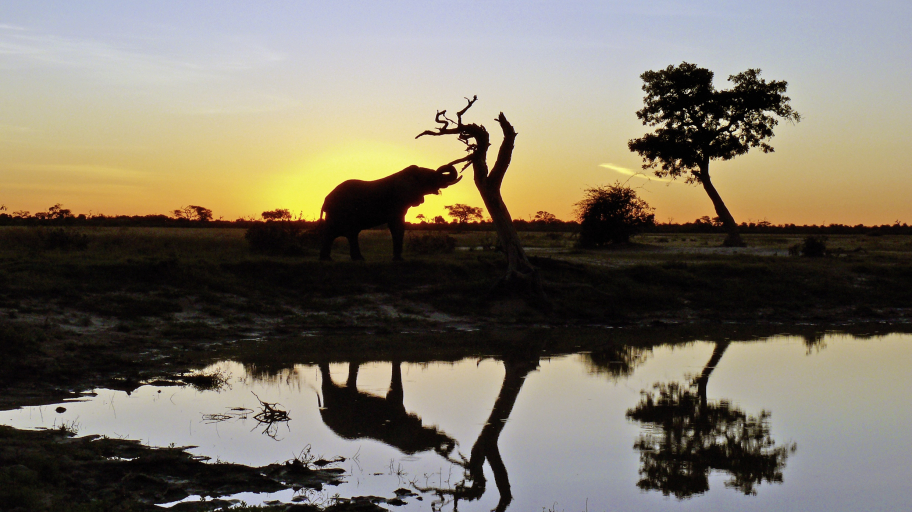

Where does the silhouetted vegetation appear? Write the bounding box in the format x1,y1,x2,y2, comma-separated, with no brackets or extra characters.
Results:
418,96,545,299
627,341,794,498
406,232,457,255
575,182,655,246
2,203,910,237
627,382,795,498
171,204,213,222
789,235,828,257
445,203,485,223
629,62,800,247
245,220,318,256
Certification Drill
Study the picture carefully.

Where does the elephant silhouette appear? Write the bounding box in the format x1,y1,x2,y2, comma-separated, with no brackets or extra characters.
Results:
318,362,456,456
319,164,461,261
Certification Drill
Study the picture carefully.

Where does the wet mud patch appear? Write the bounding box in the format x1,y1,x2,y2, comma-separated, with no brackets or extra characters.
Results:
0,425,344,511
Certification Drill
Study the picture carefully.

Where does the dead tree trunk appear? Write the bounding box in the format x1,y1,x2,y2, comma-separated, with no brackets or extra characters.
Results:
417,96,545,300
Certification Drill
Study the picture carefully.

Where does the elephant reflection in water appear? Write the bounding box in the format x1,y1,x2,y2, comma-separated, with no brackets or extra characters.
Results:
626,341,796,498
318,357,539,512
318,362,455,456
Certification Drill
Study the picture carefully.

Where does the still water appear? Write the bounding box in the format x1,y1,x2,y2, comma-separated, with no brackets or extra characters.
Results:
3,332,912,511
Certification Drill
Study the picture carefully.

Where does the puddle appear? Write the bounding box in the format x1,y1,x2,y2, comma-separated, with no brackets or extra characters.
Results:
3,333,912,511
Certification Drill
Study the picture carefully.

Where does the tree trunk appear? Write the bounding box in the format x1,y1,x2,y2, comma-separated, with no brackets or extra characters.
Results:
694,340,731,408
697,161,745,247
462,358,537,512
469,114,546,299
417,99,547,303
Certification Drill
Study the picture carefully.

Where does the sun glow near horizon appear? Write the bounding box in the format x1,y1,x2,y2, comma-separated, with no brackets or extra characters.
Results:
257,139,480,222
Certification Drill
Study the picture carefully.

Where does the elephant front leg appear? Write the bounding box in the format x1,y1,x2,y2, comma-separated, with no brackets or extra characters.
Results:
389,218,406,261
347,232,365,261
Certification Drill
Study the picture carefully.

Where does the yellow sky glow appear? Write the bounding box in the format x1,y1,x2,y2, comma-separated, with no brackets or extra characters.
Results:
1,3,910,226
598,163,673,183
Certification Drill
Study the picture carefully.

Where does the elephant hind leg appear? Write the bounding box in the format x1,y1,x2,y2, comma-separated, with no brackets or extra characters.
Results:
347,233,364,261
319,231,335,261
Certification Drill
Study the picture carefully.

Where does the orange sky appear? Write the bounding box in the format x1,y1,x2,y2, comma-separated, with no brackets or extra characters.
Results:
2,2,910,225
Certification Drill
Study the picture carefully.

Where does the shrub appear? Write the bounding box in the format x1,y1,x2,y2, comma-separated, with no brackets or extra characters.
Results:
41,228,89,251
407,232,456,255
245,222,318,256
575,182,655,247
789,235,828,257
0,227,88,253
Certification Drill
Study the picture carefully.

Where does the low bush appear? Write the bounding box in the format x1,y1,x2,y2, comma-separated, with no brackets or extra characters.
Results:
41,228,89,251
575,182,655,247
789,235,828,257
407,232,456,255
245,222,319,256
0,227,88,253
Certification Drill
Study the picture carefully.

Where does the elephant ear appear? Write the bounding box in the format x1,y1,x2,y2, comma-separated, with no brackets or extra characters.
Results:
393,172,428,208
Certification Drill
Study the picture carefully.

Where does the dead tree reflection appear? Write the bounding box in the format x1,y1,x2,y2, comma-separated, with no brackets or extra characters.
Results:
201,392,291,440
417,358,539,512
626,341,795,498
318,362,456,456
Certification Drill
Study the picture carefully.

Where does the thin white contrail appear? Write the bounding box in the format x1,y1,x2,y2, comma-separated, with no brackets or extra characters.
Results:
598,163,672,183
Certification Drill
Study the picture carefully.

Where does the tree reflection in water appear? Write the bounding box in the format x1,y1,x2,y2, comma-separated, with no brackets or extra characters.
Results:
582,344,652,380
416,358,539,512
626,341,796,498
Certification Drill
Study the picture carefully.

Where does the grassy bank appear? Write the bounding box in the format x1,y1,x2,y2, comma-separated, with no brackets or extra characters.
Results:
1,227,911,327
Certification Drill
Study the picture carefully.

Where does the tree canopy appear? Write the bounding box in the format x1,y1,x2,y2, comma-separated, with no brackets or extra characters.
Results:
628,62,800,246
445,204,484,223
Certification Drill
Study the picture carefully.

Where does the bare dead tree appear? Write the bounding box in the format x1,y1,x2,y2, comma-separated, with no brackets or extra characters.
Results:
417,96,545,300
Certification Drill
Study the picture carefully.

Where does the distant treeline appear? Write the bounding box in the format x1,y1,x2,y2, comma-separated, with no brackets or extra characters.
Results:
1,211,910,235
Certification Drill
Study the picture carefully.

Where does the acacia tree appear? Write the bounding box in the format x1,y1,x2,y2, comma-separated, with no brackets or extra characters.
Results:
628,62,800,247
261,208,292,221
444,203,484,223
172,205,213,222
417,96,544,298
532,211,558,223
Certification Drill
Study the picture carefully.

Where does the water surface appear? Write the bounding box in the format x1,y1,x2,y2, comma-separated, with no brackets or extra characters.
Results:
3,332,910,511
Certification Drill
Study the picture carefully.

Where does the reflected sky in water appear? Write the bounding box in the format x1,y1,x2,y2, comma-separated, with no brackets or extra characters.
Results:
2,332,911,511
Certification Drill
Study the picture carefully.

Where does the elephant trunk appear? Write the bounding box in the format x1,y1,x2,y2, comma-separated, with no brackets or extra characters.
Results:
436,165,462,188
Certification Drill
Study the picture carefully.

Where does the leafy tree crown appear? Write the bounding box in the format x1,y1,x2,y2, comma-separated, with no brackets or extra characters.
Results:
628,62,800,183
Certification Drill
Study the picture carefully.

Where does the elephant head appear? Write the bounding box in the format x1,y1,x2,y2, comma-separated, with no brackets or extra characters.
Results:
398,164,462,207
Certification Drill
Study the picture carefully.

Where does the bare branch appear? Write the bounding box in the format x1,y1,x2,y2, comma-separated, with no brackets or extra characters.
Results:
488,113,516,189
434,110,450,130
446,154,475,171
415,127,463,139
456,95,478,126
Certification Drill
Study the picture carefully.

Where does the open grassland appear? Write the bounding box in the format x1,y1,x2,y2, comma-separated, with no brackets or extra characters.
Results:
2,226,912,327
